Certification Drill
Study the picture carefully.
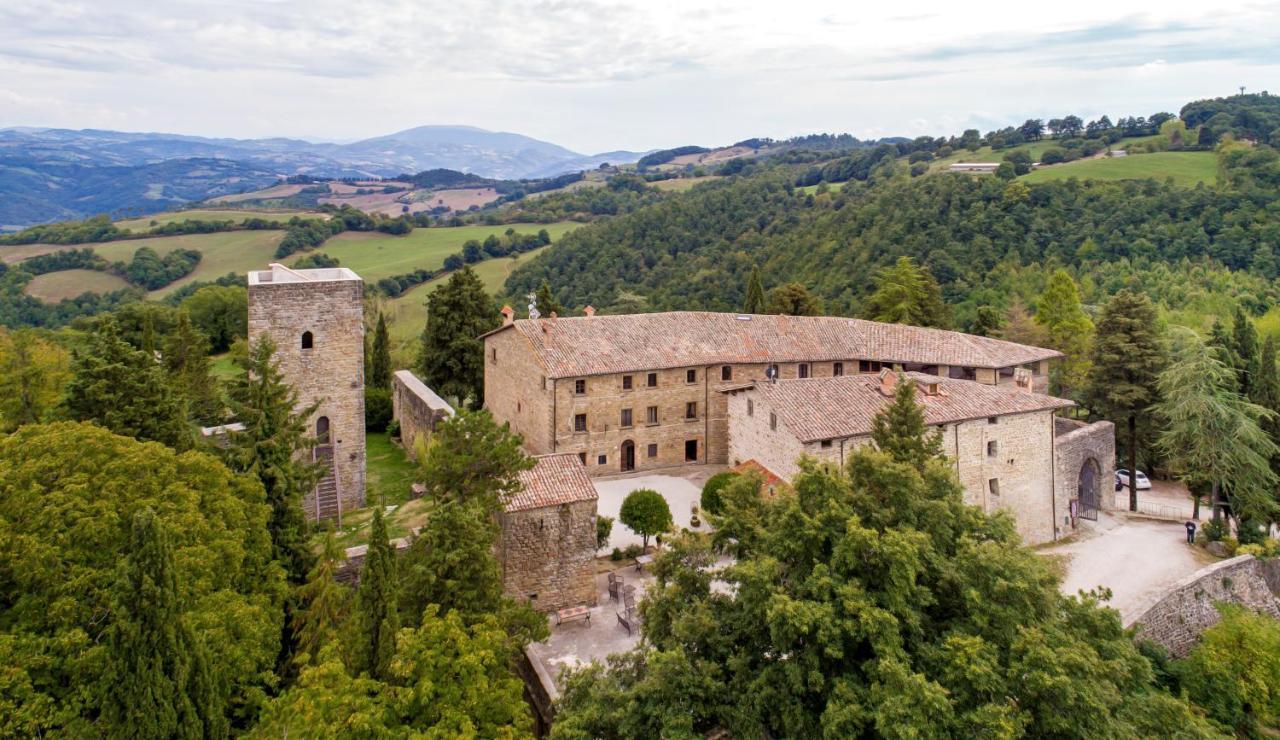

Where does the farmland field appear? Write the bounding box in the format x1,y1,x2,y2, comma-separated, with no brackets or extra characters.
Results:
653,176,723,192
23,269,132,302
1020,151,1217,187
114,208,325,231
797,181,847,195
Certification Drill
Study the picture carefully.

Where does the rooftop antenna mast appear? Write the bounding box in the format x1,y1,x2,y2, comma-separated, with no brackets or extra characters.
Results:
527,292,540,320
1240,85,1247,95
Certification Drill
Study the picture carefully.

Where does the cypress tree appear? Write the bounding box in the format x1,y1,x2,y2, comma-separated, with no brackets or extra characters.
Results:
535,280,564,317
1255,336,1280,476
870,374,943,469
743,265,766,314
1232,306,1261,398
370,312,392,390
416,266,500,407
1084,290,1167,512
104,508,226,739
347,504,399,680
163,311,222,424
293,532,349,661
1035,268,1094,400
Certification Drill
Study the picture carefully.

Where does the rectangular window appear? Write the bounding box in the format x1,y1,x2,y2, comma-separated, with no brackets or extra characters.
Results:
646,406,658,424
988,478,1000,496
541,376,547,390
987,416,998,425
821,439,833,448
492,348,498,362
647,372,658,387
770,412,777,431
647,443,658,458
686,369,697,384
799,363,810,379
574,414,587,432
578,452,586,464
721,365,733,381
987,440,998,458
685,402,697,420
685,439,698,462
598,454,607,465
747,399,754,416
574,379,586,395
620,409,633,428
622,375,633,390
859,360,882,373
833,362,844,377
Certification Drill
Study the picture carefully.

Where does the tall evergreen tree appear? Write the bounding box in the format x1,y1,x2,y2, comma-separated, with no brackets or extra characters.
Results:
416,266,500,407
293,532,349,662
766,282,822,316
1035,268,1094,400
162,311,222,424
534,280,563,317
63,321,191,450
347,505,399,680
103,508,225,739
870,374,944,469
1232,306,1261,398
1256,336,1280,481
222,336,320,585
369,312,392,390
743,265,766,314
1085,290,1166,512
862,256,950,328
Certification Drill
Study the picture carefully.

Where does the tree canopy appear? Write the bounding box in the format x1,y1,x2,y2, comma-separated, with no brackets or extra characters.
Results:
416,266,500,407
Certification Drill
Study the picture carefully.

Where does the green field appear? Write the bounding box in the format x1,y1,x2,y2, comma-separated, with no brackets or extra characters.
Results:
926,135,1161,172
798,181,848,196
114,209,325,232
321,222,578,283
652,176,724,192
1020,152,1217,187
23,269,132,302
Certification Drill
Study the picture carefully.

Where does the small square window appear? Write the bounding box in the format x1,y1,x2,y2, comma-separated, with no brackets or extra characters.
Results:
686,369,697,384
646,406,658,424
622,375,633,390
988,478,1000,496
574,379,586,395
647,443,658,458
833,362,844,376
620,409,633,427
987,440,998,457
647,372,658,387
598,454,607,465
770,412,777,431
799,363,810,379
574,414,587,432
685,402,697,420
747,399,754,416
987,416,998,425
820,439,833,448
721,365,733,381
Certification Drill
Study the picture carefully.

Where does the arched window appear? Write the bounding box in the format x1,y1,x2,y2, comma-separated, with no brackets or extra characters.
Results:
301,331,314,350
316,416,330,444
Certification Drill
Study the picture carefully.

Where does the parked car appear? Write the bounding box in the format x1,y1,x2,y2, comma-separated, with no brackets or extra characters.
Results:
1115,469,1151,490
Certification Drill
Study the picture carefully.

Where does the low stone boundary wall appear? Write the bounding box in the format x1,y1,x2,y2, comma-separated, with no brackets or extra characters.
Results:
392,370,454,459
334,536,414,584
1128,554,1280,658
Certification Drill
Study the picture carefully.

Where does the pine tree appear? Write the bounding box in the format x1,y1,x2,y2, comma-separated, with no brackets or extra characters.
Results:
534,280,563,317
1255,336,1280,478
1232,306,1261,398
862,256,950,328
416,266,500,407
103,508,226,739
400,498,503,624
162,311,222,424
766,282,822,316
1035,268,1094,400
743,265,766,314
1085,290,1166,512
293,532,349,661
64,320,191,450
370,312,392,390
222,336,320,584
347,505,399,680
870,374,943,468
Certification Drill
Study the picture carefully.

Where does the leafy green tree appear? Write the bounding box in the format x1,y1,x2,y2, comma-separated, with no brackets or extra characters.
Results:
1176,605,1280,736
871,374,944,468
63,321,192,450
699,471,739,516
0,328,70,431
248,644,391,738
0,422,284,737
416,410,534,508
968,305,1003,337
162,311,222,424
1085,290,1167,512
619,489,672,549
743,265,766,314
416,266,500,407
1232,306,1261,397
766,282,822,316
862,256,950,328
1155,330,1278,523
293,533,349,662
346,505,399,680
1035,268,1094,399
104,508,226,739
534,279,563,317
369,312,391,390
181,285,248,354
222,336,320,584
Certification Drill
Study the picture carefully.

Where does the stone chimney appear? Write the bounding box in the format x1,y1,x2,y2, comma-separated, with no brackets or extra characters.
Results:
1014,367,1033,393
878,368,897,396
500,305,514,326
584,305,596,317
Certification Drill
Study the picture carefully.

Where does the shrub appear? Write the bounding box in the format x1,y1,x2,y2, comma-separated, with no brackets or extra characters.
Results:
1176,604,1280,734
365,387,393,433
610,547,623,561
700,472,738,516
622,544,643,559
596,515,614,550
1040,148,1068,165
619,488,673,549
1202,518,1228,542
386,418,400,439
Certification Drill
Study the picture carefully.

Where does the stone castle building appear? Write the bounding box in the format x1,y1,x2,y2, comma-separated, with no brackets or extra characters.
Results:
248,264,366,521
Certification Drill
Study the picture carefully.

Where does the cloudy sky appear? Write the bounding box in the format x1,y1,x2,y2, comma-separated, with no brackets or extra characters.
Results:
2,0,1278,153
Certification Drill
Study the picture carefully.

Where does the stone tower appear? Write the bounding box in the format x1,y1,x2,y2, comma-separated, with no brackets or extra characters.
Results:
248,264,366,521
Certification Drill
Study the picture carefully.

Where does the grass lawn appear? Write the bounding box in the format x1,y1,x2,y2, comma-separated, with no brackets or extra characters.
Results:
317,432,427,550
322,222,578,283
926,135,1160,172
797,181,847,195
1020,151,1217,187
23,269,132,301
210,352,238,381
114,209,325,231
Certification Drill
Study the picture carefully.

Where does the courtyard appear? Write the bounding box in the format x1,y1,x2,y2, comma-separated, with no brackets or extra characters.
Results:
592,466,724,551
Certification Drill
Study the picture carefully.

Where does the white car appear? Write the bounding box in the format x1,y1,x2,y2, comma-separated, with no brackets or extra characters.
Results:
1115,469,1151,490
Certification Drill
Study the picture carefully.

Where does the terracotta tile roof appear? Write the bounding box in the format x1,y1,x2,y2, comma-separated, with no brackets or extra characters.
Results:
507,453,598,513
732,372,1074,443
484,312,1060,378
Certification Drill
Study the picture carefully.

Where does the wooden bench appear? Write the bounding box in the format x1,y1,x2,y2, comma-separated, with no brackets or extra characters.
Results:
555,605,591,626
634,553,654,571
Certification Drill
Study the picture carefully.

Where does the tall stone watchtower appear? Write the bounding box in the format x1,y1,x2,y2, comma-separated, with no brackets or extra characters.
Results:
248,264,366,521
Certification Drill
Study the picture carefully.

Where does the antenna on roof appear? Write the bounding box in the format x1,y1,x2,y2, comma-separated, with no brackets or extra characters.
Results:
526,292,540,320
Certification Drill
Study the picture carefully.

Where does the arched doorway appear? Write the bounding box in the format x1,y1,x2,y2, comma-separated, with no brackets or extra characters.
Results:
316,416,331,445
1077,457,1100,521
620,440,635,473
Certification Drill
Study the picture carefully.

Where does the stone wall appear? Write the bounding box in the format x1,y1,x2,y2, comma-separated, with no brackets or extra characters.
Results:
1053,417,1116,522
1129,555,1280,658
391,370,454,459
726,388,808,481
334,537,413,584
498,498,597,613
484,328,556,454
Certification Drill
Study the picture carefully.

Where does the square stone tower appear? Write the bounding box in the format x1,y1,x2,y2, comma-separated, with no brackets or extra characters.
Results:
248,264,366,521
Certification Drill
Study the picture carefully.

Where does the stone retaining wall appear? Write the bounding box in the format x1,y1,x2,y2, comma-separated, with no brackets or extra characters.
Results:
392,370,454,459
1128,554,1280,658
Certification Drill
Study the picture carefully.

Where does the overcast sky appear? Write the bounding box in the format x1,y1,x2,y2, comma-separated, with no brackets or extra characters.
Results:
2,1,1278,153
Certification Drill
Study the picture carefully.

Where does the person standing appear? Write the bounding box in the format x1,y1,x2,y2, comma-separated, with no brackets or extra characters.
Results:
1185,520,1197,544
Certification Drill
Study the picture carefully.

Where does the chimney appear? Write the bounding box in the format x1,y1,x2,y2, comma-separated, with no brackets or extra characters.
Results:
1014,367,1033,393
584,305,596,317
500,305,514,326
878,368,897,396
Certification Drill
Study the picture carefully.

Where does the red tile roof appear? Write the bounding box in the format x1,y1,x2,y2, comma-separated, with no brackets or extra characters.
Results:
730,372,1073,443
484,312,1060,378
507,453,598,512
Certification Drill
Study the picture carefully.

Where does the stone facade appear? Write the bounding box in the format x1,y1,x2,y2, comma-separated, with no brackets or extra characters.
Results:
391,369,454,459
1130,555,1280,658
1053,417,1117,525
248,265,366,520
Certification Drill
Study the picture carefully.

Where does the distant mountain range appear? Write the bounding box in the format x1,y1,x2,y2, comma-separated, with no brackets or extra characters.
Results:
0,125,647,228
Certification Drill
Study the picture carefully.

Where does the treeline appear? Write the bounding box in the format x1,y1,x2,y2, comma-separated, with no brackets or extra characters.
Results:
17,244,203,292
636,145,710,169
0,213,301,246
375,228,551,297
0,265,143,328
1181,92,1280,145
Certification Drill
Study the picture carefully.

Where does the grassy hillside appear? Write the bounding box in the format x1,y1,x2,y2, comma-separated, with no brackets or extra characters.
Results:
1020,151,1217,187
114,208,324,231
23,269,132,302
